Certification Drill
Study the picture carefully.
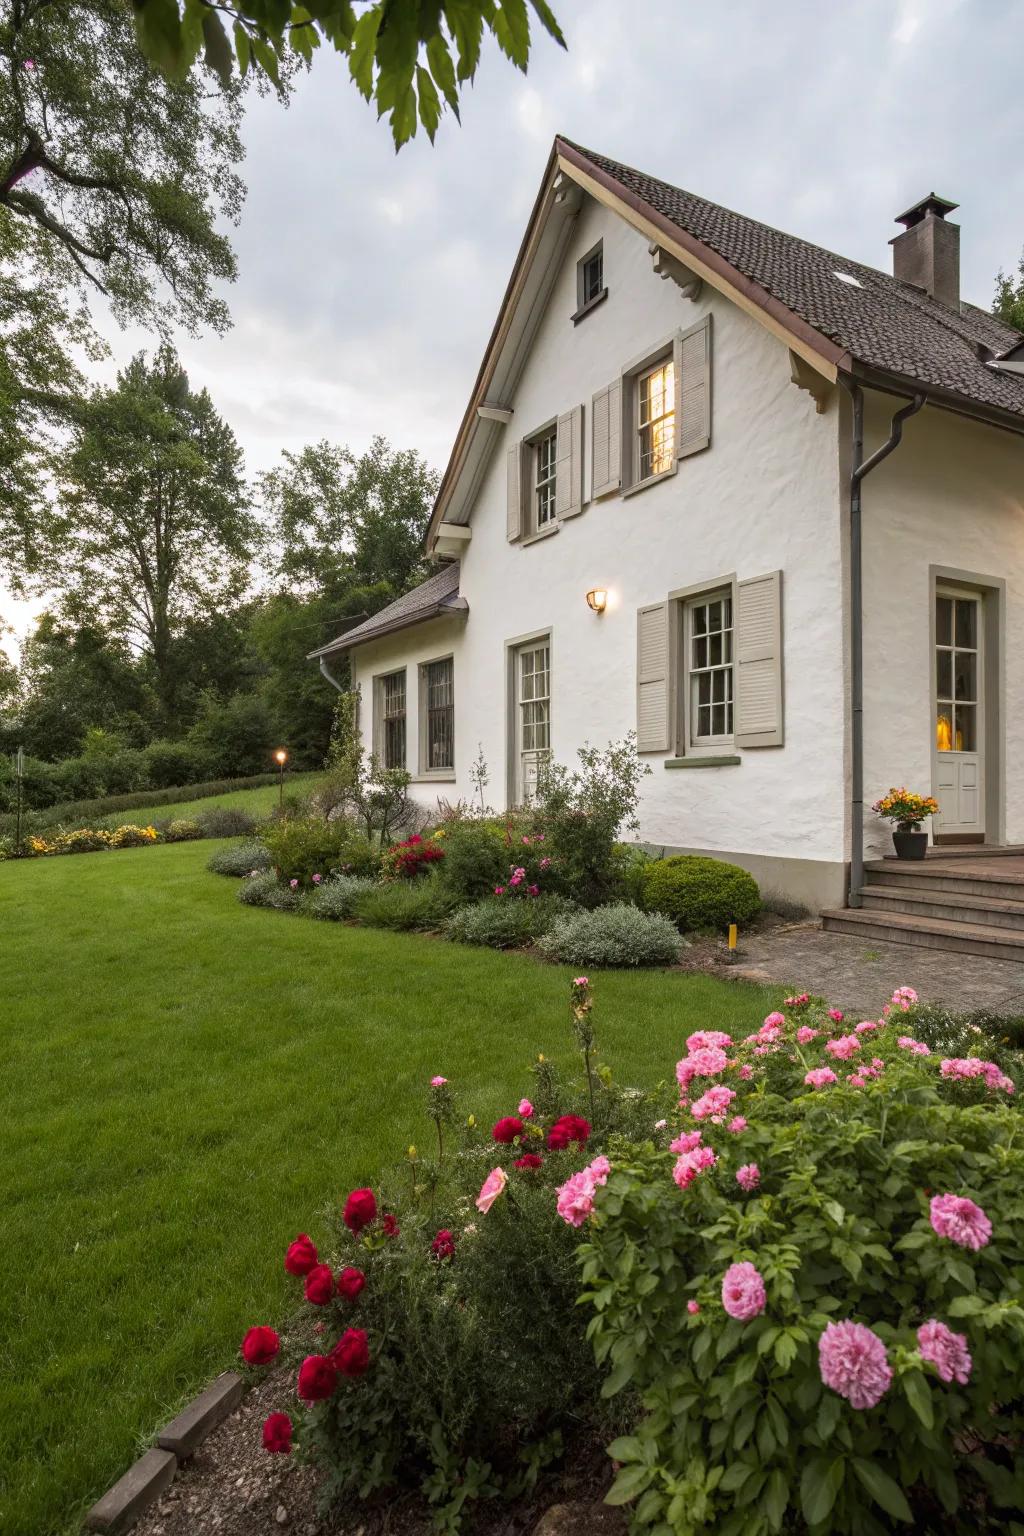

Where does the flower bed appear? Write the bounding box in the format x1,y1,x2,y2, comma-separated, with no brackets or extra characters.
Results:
240,982,1024,1534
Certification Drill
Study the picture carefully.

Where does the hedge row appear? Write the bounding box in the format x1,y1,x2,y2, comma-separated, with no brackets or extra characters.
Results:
0,772,285,838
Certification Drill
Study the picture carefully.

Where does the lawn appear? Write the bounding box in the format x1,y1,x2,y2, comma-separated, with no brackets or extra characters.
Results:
94,771,325,828
0,841,780,1534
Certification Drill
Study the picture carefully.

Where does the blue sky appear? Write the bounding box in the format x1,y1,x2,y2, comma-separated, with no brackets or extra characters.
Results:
3,0,1023,657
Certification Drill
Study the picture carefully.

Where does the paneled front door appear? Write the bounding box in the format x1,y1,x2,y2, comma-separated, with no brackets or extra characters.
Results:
932,589,984,839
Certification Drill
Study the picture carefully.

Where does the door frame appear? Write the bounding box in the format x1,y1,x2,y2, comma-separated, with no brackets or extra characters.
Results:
928,565,1005,845
504,626,553,808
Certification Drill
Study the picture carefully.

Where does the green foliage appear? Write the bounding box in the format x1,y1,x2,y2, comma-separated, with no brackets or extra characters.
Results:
0,771,281,835
993,247,1024,332
350,873,462,932
206,839,270,877
186,691,276,777
324,695,413,845
260,813,379,884
900,1002,1024,1091
142,739,214,790
445,894,574,949
535,736,651,908
237,869,299,910
538,904,683,969
195,805,257,838
300,874,378,920
162,818,202,842
132,0,565,149
581,995,1024,1536
107,824,157,848
641,855,762,932
436,816,548,901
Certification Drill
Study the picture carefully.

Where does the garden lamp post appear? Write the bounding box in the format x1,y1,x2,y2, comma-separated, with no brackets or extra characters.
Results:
274,748,288,809
13,745,24,851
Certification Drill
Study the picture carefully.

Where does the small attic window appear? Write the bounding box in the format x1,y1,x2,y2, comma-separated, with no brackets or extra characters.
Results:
833,270,863,289
572,241,607,324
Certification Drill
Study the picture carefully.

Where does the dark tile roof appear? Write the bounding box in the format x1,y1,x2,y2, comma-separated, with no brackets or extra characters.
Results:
309,562,463,657
566,141,1024,421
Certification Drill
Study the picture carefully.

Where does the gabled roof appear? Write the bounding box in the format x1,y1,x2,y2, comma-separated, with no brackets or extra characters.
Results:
308,562,464,658
426,136,1024,552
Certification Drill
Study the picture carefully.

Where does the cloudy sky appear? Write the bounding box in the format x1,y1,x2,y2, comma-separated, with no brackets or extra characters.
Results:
3,0,1023,658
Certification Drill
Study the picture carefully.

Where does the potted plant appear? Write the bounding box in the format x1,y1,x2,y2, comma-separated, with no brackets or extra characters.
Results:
871,787,940,860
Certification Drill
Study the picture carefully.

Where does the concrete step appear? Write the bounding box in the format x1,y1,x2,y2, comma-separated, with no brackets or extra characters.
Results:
821,906,1024,962
859,882,1024,932
863,864,1024,904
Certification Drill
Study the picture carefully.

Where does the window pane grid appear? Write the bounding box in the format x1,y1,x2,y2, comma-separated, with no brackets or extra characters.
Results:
519,645,551,784
425,658,453,770
381,671,406,769
637,360,675,480
936,595,978,753
535,430,557,527
688,595,733,744
582,250,603,302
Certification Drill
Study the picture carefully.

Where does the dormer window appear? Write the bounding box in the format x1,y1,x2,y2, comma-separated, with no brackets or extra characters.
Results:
572,240,607,323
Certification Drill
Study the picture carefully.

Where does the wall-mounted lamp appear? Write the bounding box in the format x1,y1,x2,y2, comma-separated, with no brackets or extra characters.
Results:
586,588,608,614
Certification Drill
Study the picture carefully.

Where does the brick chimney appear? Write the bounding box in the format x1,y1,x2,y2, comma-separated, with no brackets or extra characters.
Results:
890,193,960,310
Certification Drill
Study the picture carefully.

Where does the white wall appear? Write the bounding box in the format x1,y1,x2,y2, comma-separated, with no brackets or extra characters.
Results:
353,195,847,902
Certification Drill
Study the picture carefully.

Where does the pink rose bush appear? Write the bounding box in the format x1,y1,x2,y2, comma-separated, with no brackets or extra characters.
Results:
818,1320,892,1409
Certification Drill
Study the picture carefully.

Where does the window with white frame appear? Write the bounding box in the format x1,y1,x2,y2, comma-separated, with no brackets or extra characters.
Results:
515,641,551,802
636,355,675,481
378,669,406,769
531,428,558,532
421,657,454,773
685,591,733,747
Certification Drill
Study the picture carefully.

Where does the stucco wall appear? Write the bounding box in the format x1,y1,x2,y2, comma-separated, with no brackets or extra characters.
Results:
860,394,1024,858
351,195,847,905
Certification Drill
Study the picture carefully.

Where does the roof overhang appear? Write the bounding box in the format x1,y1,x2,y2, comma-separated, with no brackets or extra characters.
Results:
307,597,468,660
846,360,1024,441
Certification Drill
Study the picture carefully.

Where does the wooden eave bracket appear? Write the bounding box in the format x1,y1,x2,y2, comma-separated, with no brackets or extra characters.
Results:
477,403,514,424
789,349,834,413
649,243,703,302
552,171,582,214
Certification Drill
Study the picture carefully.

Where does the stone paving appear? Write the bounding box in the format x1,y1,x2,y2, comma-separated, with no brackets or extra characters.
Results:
725,920,1024,1017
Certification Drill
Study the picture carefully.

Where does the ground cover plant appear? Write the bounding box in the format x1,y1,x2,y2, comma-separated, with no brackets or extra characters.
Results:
0,839,778,1535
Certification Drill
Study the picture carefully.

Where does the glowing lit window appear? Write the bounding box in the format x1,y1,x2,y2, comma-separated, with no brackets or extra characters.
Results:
637,358,675,480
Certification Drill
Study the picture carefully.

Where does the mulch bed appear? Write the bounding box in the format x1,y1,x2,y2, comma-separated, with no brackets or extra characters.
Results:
133,1372,627,1536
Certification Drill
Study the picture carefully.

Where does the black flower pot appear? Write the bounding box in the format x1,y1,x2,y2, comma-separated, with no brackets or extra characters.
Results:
892,829,928,860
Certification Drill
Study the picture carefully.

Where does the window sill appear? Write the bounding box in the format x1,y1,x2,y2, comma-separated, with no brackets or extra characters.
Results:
571,288,608,325
520,522,560,547
412,773,456,783
664,754,741,769
622,463,678,499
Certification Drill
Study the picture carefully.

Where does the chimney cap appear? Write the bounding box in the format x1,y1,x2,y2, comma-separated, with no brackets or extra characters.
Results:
894,192,959,230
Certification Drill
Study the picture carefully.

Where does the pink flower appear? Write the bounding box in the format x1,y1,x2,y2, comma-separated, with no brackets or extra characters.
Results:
475,1167,508,1214
289,878,299,889
818,1321,892,1409
738,1064,753,1080
854,1020,877,1034
494,886,505,895
757,1021,783,1043
785,993,810,1007
654,1118,667,1130
828,1009,844,1023
796,1025,819,1045
572,976,589,987
312,872,322,884
691,1085,736,1122
891,985,918,1010
431,1075,447,1086
527,884,540,896
940,1058,1015,1093
687,1300,701,1315
847,1074,867,1088
670,1129,703,1154
673,1144,717,1189
736,1163,760,1191
686,1029,733,1052
929,1193,992,1251
917,1320,972,1385
676,1045,729,1089
555,1155,611,1226
826,1034,861,1061
805,1067,838,1089
727,1115,748,1134
763,1011,785,1029
898,1036,930,1056
721,1261,766,1321
518,1098,534,1118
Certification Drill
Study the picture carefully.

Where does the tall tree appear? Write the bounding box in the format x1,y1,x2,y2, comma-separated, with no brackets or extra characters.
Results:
994,250,1024,333
53,346,259,720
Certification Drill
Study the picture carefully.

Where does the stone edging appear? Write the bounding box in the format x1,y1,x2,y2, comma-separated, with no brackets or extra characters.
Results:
83,1372,243,1533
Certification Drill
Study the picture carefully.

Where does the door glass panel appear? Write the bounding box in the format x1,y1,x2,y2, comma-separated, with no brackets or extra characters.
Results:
936,650,952,700
936,596,953,647
955,704,976,753
954,651,976,702
936,707,953,752
954,598,977,649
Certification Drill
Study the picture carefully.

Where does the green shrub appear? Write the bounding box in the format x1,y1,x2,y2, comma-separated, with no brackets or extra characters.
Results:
260,814,377,885
436,819,512,899
300,874,377,920
901,1002,1024,1091
162,818,202,842
0,771,284,839
641,854,761,932
581,989,1024,1535
50,827,111,855
196,805,257,838
206,839,271,877
142,740,214,789
534,736,651,907
538,903,682,968
49,755,110,802
237,870,299,911
351,875,462,932
445,895,574,949
107,824,158,849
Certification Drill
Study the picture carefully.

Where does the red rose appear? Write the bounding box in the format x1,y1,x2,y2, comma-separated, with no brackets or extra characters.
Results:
337,1266,366,1301
304,1263,335,1306
330,1327,370,1377
547,1114,591,1150
262,1412,293,1454
343,1188,377,1233
514,1152,544,1170
431,1229,456,1260
241,1326,280,1365
492,1116,525,1144
297,1354,338,1402
284,1232,318,1276
381,1213,400,1237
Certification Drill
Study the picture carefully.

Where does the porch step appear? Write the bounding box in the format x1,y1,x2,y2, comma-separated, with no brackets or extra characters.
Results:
859,882,1024,932
863,864,1024,904
821,907,1024,962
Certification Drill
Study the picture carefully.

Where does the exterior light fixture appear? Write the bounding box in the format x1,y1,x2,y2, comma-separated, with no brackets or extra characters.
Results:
274,747,289,809
274,748,288,765
586,588,608,614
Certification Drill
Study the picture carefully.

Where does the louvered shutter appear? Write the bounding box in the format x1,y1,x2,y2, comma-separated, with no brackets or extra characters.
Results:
636,602,671,752
506,442,524,543
555,404,583,518
734,570,783,747
591,380,621,498
676,313,712,459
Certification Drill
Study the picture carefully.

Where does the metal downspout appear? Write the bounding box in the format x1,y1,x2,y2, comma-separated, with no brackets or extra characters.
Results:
844,384,925,907
319,656,345,691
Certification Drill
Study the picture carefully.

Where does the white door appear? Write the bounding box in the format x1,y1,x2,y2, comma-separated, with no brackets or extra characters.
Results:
933,589,984,838
515,641,551,804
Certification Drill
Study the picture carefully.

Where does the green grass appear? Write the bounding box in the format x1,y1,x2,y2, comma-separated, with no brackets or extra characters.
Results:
0,843,780,1534
95,772,324,827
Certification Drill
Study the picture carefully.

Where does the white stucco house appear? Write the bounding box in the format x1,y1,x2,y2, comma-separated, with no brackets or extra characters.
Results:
311,137,1024,931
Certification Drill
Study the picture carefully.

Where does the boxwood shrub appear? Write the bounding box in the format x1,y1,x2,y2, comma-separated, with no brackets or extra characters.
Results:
537,903,682,968
641,855,761,932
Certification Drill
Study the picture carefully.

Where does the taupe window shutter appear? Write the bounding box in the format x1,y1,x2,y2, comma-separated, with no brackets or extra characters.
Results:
676,313,712,459
555,404,583,518
506,441,524,543
636,602,672,752
735,570,783,747
591,380,621,498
